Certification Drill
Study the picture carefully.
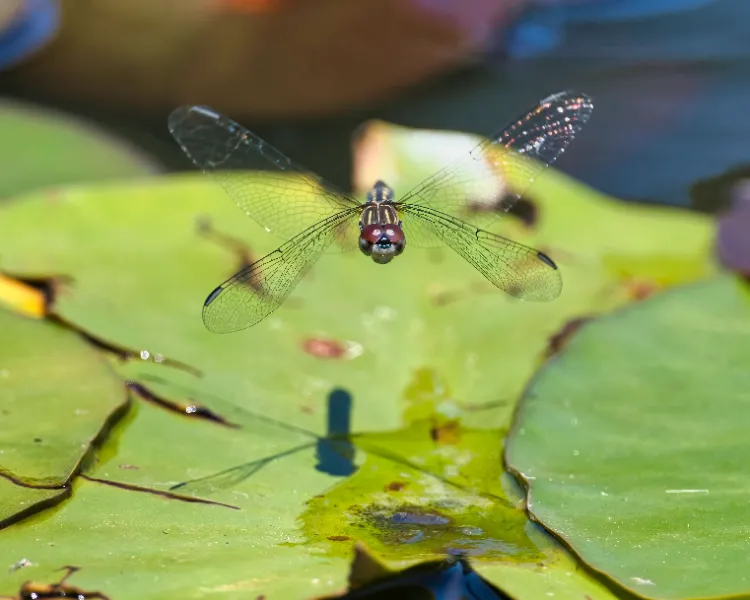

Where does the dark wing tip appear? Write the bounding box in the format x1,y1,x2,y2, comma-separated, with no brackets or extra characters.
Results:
204,284,224,307
201,285,235,334
536,251,558,270
511,251,563,302
201,284,262,334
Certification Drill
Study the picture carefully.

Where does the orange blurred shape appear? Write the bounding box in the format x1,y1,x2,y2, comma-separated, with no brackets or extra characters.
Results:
0,274,45,318
215,0,289,13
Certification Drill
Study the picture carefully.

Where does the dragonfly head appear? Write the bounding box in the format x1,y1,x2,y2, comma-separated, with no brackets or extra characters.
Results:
359,224,406,264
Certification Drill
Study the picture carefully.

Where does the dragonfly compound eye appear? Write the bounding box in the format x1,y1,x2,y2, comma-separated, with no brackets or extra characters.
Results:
359,224,384,256
384,226,406,255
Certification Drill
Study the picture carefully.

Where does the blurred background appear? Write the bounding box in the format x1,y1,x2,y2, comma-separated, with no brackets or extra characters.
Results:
0,0,747,211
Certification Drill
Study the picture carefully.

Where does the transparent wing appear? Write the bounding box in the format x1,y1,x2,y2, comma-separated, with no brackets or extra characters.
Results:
170,443,316,494
399,204,562,301
169,105,361,247
203,208,361,333
399,91,593,234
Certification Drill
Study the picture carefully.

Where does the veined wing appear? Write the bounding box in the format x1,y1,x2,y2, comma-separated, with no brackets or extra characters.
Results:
169,106,361,246
399,91,593,236
203,207,361,333
398,204,562,301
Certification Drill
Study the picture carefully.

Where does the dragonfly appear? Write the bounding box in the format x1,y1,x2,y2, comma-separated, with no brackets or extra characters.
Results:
168,90,593,333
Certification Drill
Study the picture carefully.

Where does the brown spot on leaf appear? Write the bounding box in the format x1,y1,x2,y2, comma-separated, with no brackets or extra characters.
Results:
546,317,593,357
430,419,461,445
302,338,347,360
328,535,352,542
624,278,660,302
45,189,63,204
385,481,408,492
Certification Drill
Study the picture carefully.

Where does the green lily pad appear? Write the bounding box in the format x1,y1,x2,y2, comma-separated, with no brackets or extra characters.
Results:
0,396,619,600
0,99,159,198
0,170,715,430
0,308,127,489
505,275,750,599
0,125,719,598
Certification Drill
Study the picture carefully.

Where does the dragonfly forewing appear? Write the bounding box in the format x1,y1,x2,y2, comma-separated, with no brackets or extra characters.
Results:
202,208,361,333
169,105,360,245
399,91,593,235
399,204,562,301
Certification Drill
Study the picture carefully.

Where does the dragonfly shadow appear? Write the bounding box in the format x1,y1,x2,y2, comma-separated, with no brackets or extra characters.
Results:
138,375,512,507
169,441,318,493
316,388,357,477
133,376,358,494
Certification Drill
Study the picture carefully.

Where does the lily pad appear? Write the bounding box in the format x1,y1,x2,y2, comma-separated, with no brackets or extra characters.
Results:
0,384,619,599
505,275,750,599
0,308,127,488
0,120,720,599
0,99,159,198
0,166,715,431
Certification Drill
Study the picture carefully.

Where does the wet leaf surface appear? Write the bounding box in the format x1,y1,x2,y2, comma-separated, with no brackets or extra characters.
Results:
506,275,750,599
0,309,127,488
